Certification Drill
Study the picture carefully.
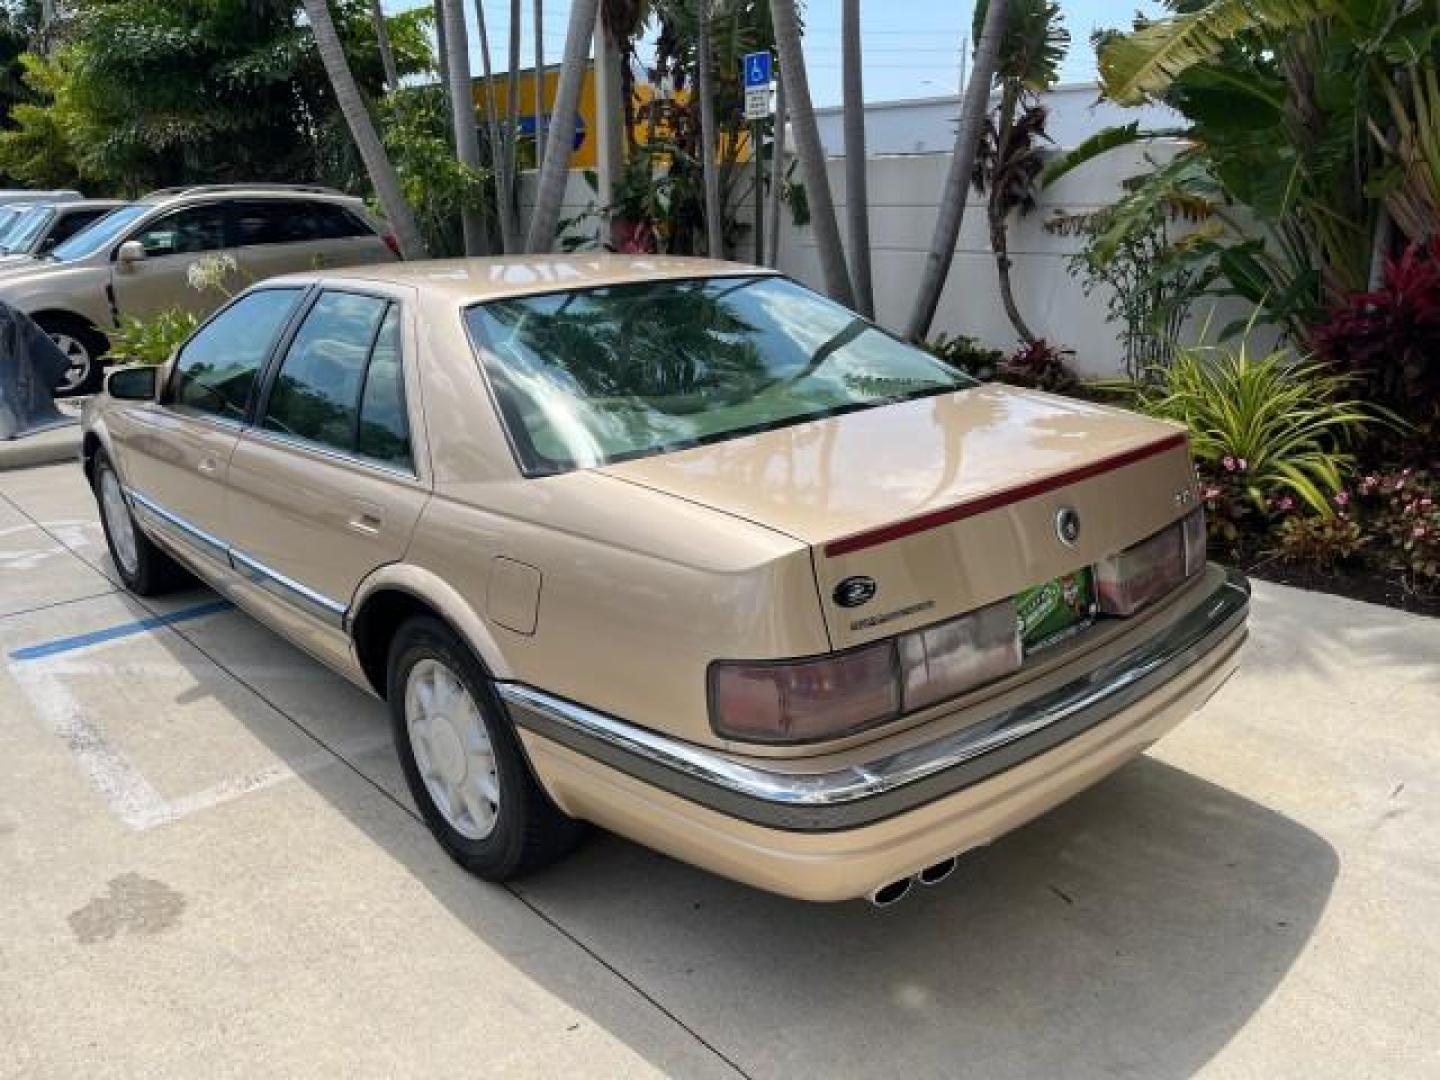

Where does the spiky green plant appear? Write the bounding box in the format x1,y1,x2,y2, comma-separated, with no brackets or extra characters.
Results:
1131,338,1386,514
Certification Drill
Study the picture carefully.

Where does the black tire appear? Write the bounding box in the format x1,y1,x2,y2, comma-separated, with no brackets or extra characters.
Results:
36,313,107,397
92,451,190,596
387,616,584,880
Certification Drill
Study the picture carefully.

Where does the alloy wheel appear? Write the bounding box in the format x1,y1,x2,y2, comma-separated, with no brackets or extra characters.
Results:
404,658,501,840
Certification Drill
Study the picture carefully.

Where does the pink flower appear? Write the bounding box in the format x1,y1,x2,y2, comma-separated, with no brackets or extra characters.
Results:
1221,456,1236,472
1415,525,1428,539
1203,485,1222,501
1277,495,1296,512
1237,458,1248,472
1334,490,1350,507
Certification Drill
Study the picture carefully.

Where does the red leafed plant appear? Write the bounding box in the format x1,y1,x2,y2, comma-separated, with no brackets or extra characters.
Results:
1312,236,1440,427
1000,338,1081,395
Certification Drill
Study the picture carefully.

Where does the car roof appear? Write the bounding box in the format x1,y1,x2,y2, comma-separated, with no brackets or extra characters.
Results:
136,187,367,207
280,255,779,304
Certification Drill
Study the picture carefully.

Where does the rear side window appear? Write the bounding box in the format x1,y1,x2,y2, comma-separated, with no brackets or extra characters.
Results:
234,200,373,246
262,291,411,470
356,307,411,468
172,288,302,421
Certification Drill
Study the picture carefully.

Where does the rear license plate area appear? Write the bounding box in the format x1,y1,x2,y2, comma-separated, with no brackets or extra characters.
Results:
1015,568,1097,655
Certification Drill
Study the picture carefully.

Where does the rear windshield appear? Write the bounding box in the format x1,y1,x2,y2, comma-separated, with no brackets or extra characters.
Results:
464,275,974,475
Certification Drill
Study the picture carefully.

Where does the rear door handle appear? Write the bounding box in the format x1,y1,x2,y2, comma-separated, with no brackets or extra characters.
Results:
348,503,383,535
197,456,219,476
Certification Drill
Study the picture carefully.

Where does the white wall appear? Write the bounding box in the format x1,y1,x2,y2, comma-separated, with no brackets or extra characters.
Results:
772,143,1264,378
811,84,1179,158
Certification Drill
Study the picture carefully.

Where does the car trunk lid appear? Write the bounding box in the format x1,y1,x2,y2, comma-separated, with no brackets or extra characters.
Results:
600,384,1199,649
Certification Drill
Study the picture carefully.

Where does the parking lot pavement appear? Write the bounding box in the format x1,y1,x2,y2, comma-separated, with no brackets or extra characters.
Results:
2,461,1438,1080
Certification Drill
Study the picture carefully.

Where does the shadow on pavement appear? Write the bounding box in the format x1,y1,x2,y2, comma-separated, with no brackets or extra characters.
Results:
138,605,1337,1080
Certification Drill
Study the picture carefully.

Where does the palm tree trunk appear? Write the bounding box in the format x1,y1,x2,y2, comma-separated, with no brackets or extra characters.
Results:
473,0,517,252
533,0,545,169
697,0,724,258
904,0,1009,341
989,83,1034,344
371,0,398,94
770,0,853,306
766,72,786,268
526,0,600,253
504,0,523,243
433,0,453,141
439,0,486,254
302,0,426,259
841,0,873,317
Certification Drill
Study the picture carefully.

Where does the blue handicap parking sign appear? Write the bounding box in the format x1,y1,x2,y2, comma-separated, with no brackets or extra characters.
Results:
743,51,772,89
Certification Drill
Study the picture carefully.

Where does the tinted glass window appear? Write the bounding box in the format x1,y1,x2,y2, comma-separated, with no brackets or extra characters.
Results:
132,204,226,257
356,306,411,468
173,288,302,420
263,292,388,451
234,200,372,247
465,276,975,474
49,204,145,261
46,208,112,248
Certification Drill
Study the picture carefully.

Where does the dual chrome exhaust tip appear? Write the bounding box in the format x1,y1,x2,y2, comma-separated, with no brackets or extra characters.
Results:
868,855,960,908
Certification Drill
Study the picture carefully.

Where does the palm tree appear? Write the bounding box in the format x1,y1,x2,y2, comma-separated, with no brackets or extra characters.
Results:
533,0,545,169
370,0,398,93
473,0,517,251
301,0,427,259
972,0,1068,344
439,0,486,254
904,0,1010,341
527,0,601,252
765,69,786,268
697,0,724,257
770,0,853,306
841,0,872,317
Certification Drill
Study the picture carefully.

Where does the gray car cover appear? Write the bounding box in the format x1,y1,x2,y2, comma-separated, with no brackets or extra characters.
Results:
0,301,76,439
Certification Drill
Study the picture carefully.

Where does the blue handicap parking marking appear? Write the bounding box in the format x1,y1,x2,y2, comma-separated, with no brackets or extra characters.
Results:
9,599,236,662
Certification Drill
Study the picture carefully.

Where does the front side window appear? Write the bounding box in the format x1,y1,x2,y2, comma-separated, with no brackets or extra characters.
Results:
131,204,226,257
172,288,303,421
262,291,390,455
465,275,976,475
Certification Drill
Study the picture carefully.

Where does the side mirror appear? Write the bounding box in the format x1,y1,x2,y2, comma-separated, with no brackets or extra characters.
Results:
105,365,159,402
116,240,146,268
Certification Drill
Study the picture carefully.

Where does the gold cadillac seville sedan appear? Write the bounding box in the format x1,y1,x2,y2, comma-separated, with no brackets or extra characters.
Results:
81,256,1249,905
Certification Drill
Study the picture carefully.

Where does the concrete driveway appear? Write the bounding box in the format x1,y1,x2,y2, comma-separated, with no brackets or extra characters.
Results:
2,461,1436,1079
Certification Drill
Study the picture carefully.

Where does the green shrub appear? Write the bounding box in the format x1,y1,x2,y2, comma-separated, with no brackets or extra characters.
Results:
922,334,1007,381
1132,340,1385,516
108,308,199,365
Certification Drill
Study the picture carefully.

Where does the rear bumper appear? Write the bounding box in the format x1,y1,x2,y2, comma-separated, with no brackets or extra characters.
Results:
502,567,1249,900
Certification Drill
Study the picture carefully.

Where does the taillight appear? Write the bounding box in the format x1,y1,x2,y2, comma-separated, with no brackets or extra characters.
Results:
382,231,401,257
1096,508,1206,615
710,642,899,744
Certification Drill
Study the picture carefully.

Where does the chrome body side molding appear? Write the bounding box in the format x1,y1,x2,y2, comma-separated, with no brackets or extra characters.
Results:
500,569,1251,833
124,485,348,630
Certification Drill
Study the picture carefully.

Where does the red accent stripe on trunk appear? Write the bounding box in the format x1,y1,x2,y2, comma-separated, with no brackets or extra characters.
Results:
823,432,1189,558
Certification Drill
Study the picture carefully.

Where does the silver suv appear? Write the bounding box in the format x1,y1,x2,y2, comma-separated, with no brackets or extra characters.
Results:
0,184,398,394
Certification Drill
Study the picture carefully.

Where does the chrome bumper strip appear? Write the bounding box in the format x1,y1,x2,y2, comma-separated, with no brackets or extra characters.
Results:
500,569,1250,833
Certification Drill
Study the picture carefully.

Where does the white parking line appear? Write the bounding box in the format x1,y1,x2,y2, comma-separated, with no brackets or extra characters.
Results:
8,644,390,832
